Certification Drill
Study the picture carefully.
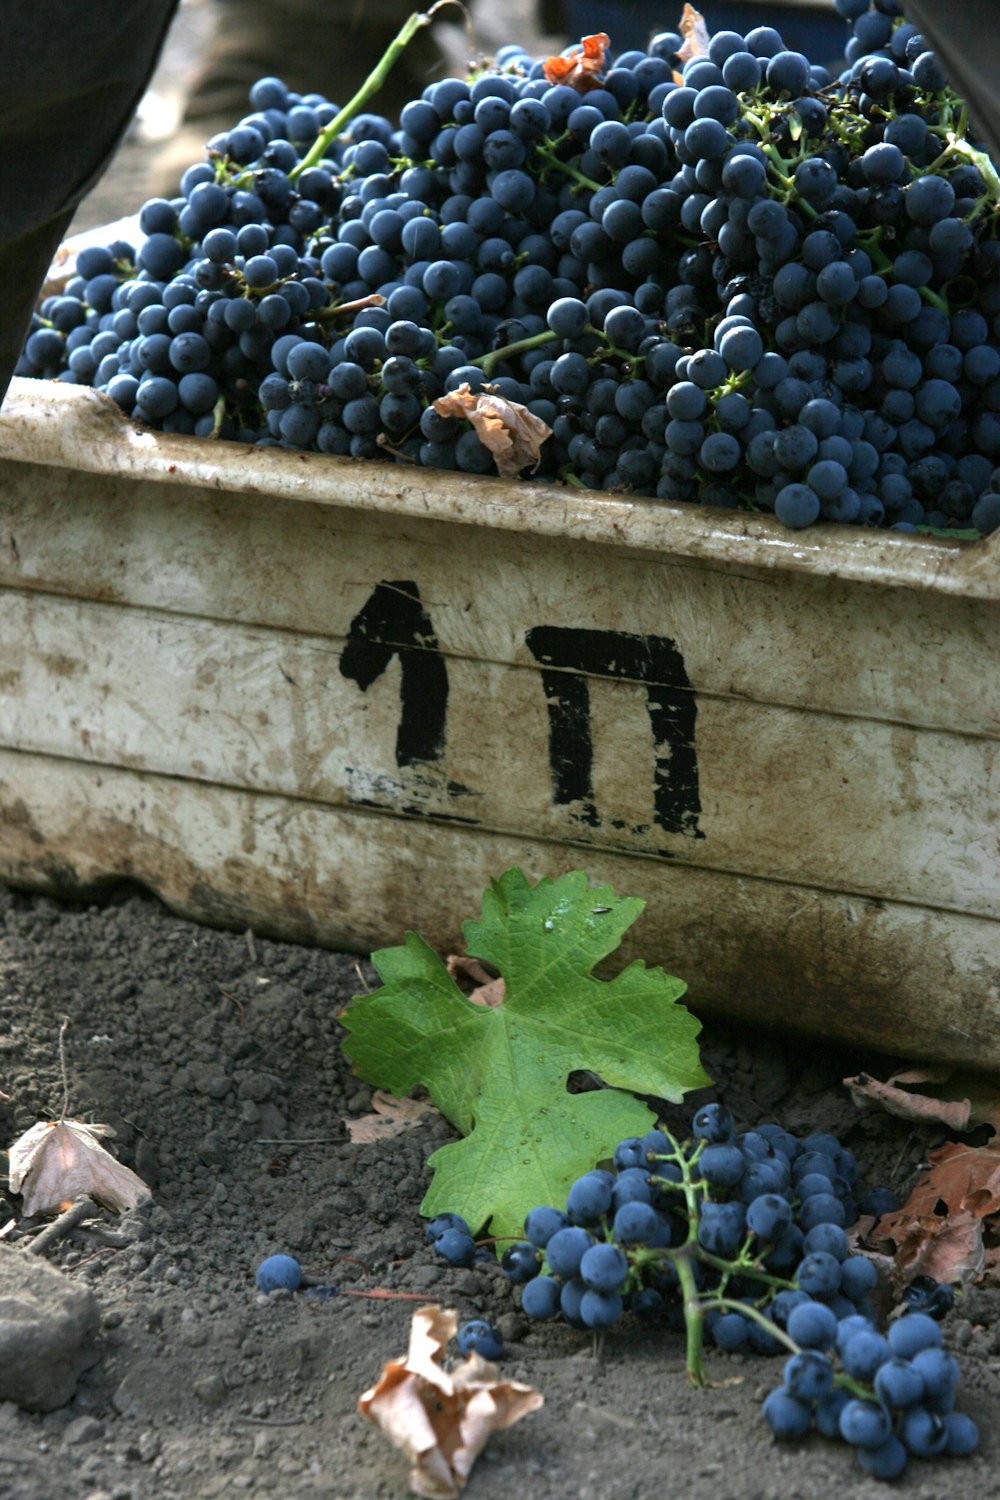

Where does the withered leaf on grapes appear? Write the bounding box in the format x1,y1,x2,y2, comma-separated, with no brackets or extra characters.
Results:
432,385,551,479
542,33,610,92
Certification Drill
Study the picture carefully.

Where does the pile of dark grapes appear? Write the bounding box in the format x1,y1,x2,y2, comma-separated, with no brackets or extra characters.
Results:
448,1102,978,1481
17,1,1000,533
765,1307,976,1478
491,1104,872,1340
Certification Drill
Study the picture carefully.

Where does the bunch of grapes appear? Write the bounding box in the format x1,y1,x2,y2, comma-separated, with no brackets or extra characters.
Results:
496,1104,869,1343
487,1103,976,1480
16,2,1000,533
765,1307,977,1479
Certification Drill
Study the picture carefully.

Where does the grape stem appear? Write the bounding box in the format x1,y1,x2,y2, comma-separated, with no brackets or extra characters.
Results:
703,1296,799,1356
208,394,227,439
533,144,603,193
695,1246,796,1292
290,3,464,181
471,328,561,377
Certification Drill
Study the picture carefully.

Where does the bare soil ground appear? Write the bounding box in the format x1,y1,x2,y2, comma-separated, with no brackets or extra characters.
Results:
1,879,998,1500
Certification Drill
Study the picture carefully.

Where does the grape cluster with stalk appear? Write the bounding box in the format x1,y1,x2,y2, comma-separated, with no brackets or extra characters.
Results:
426,1101,977,1483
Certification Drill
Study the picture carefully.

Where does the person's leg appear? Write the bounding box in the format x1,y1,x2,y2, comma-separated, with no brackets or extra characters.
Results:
0,1,181,406
181,0,447,129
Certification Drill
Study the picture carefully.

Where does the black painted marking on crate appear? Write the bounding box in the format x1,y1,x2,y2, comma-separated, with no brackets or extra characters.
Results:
339,581,449,767
525,626,703,840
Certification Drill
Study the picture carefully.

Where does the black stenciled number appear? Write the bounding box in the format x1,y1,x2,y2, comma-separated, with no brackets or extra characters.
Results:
339,581,448,766
525,627,703,840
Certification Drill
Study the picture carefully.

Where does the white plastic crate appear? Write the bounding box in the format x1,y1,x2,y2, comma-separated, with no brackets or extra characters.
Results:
0,379,996,1063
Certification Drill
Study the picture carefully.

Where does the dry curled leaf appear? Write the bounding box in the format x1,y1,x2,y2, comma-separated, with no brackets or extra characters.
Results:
432,385,551,479
845,1066,1000,1134
879,1208,985,1287
672,4,710,82
873,1141,1000,1287
346,1089,440,1144
358,1305,542,1499
542,33,610,92
8,1119,151,1217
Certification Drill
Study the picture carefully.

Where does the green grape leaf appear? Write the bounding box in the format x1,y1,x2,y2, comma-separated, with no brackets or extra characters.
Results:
340,868,709,1240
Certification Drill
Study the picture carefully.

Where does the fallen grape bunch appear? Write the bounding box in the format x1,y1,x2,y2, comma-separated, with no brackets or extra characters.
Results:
18,0,1000,533
428,1103,978,1482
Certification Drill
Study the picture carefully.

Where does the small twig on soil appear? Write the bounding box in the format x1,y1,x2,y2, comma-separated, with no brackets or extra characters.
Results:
26,1197,98,1256
891,1132,919,1183
220,988,247,1026
255,1137,341,1145
69,1226,130,1248
340,1288,436,1301
67,1247,116,1271
352,962,372,994
245,928,258,964
0,1220,16,1240
236,1417,305,1428
58,1015,71,1120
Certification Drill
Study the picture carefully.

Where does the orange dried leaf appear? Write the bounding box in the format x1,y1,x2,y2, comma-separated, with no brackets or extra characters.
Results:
358,1305,543,1499
880,1142,1000,1228
432,385,551,479
345,1089,440,1144
542,33,610,93
8,1119,151,1217
882,1209,985,1286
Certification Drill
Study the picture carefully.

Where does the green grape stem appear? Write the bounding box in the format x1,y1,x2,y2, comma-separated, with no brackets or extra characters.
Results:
674,1246,708,1386
208,394,227,439
704,1296,799,1357
290,3,462,181
471,328,561,377
533,144,603,193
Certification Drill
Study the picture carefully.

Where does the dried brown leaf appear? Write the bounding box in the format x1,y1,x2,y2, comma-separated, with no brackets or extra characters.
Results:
445,956,506,1008
346,1089,440,1144
671,5,710,82
873,1141,1000,1286
542,33,610,93
845,1065,1000,1134
8,1120,151,1217
432,385,551,479
359,1305,543,1499
882,1209,985,1286
847,1217,896,1282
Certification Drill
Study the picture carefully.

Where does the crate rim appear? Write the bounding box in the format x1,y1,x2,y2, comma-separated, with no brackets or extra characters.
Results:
2,378,997,601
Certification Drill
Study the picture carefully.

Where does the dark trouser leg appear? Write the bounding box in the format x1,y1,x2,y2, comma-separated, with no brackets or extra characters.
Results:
183,1,447,127
0,1,181,407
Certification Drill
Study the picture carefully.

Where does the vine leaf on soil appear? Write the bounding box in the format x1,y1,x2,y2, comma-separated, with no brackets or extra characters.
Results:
340,868,709,1241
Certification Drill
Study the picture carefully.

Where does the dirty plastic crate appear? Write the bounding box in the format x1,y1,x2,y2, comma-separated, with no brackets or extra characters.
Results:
0,379,997,1065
